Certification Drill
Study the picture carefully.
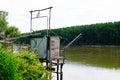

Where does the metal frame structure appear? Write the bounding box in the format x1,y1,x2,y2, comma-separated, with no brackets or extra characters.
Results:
30,7,53,36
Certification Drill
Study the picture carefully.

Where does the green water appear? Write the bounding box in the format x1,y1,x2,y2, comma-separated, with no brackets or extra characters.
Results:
65,46,120,69
52,46,120,80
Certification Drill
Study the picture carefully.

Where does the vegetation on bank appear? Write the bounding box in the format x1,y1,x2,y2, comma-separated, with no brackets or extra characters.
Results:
51,21,120,45
0,44,50,80
0,10,21,40
21,21,120,46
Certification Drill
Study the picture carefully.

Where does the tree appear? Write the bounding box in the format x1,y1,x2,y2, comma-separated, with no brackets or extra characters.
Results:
0,10,8,32
5,26,21,38
0,10,8,39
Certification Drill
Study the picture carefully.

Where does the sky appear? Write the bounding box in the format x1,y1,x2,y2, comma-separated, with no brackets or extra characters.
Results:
0,0,120,33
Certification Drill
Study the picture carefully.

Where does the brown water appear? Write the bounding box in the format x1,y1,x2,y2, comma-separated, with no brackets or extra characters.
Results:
63,46,120,80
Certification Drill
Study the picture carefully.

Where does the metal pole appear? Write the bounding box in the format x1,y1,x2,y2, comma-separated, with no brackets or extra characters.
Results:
60,63,63,80
64,33,82,49
31,7,53,12
47,16,49,36
48,7,52,36
57,59,59,80
48,8,52,80
30,11,32,33
49,37,52,80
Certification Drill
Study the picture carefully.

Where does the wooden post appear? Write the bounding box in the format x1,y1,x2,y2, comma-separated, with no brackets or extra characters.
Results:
57,59,59,80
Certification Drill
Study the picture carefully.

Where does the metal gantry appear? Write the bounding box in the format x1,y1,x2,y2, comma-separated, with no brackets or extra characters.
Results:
30,7,52,36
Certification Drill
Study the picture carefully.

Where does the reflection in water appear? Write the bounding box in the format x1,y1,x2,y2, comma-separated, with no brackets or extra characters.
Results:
62,46,120,80
63,62,120,80
66,46,120,69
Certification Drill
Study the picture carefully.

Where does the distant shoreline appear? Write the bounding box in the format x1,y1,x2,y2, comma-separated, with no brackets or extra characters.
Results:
72,45,120,47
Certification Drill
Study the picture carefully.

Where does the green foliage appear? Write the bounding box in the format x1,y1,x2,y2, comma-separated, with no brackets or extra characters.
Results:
16,51,50,80
0,10,8,39
0,10,22,39
0,49,22,80
0,10,8,32
0,48,50,80
17,21,120,45
5,26,21,38
50,21,120,45
0,10,8,20
0,43,2,49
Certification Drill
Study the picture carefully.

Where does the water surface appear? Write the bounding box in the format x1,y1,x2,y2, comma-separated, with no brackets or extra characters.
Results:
63,46,120,80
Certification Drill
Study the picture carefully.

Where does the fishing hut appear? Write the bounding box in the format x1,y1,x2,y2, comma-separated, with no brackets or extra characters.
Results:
29,7,65,80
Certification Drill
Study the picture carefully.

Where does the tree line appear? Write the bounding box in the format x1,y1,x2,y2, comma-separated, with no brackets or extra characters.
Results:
26,21,120,46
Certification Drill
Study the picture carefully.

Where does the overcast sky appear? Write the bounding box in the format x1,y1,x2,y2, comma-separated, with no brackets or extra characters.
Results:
0,0,120,33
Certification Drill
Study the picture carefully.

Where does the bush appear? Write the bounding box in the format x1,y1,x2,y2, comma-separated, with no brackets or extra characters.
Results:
0,48,50,80
16,51,50,80
0,49,22,80
0,43,2,49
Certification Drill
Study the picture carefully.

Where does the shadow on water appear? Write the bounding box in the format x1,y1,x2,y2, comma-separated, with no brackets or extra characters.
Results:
65,46,120,69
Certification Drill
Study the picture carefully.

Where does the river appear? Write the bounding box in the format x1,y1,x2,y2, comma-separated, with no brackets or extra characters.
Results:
62,46,120,80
